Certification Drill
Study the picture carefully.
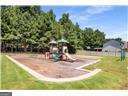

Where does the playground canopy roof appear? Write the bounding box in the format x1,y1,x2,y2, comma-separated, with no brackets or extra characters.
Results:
58,38,69,43
49,40,57,44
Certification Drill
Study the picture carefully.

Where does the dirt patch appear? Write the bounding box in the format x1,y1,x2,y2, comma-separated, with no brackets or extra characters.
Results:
9,53,98,78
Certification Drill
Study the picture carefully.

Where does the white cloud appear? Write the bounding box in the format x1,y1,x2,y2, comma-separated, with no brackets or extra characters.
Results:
70,14,90,21
69,6,114,24
86,6,113,15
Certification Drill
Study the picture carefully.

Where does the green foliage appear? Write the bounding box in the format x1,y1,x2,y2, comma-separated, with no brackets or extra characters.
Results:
1,6,106,53
81,28,105,50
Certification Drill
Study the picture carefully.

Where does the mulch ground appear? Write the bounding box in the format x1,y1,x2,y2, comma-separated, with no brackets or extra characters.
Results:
9,53,97,78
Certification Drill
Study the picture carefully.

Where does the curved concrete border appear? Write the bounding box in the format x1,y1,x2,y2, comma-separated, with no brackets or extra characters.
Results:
75,59,101,70
6,55,101,83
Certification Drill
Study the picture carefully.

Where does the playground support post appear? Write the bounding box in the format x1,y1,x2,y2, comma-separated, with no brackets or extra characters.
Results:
45,52,50,59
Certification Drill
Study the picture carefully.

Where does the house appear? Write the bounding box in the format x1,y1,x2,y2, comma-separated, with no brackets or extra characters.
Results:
102,40,122,52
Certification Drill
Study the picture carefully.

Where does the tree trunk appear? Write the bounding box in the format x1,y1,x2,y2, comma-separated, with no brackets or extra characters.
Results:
23,43,28,52
24,47,27,52
17,45,18,52
30,44,33,53
16,41,18,52
5,43,8,52
38,48,40,53
11,45,13,53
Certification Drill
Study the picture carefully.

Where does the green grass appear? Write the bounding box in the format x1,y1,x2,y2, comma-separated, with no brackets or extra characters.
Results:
1,54,128,89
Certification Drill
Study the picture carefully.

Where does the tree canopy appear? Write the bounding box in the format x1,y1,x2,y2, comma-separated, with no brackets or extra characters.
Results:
1,6,106,53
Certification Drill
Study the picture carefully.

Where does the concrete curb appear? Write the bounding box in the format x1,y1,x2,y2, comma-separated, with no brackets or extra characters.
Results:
6,55,101,83
75,59,100,70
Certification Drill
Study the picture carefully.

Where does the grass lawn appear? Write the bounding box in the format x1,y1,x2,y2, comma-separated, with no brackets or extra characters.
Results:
1,54,128,89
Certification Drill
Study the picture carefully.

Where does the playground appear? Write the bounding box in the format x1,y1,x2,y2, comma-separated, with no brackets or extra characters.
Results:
1,37,127,88
7,52,100,82
1,53,128,89
1,6,127,90
4,38,101,82
1,37,127,89
4,37,127,83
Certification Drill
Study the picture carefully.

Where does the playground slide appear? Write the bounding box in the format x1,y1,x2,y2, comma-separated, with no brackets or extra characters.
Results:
64,53,76,61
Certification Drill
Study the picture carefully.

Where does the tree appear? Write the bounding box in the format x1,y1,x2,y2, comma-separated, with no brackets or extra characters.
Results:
81,28,105,50
1,6,22,52
1,6,106,53
74,22,83,49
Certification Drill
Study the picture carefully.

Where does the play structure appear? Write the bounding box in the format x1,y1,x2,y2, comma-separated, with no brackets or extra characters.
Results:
7,38,101,81
45,37,76,62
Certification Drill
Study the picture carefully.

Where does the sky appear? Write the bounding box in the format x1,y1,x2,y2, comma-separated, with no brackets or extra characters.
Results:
41,6,127,41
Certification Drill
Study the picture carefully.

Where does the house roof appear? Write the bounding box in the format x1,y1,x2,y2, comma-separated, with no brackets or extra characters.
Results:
103,40,122,49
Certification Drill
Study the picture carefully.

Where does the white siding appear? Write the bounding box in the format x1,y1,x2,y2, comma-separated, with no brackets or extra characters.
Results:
102,45,121,52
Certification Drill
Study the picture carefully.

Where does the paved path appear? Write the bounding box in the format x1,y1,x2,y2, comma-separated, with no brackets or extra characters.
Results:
6,55,101,83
